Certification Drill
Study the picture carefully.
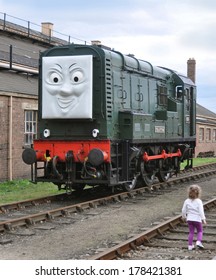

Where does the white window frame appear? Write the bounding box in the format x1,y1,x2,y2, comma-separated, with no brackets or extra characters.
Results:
24,110,37,145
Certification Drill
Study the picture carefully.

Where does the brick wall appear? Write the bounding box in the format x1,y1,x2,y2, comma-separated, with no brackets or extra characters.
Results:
0,96,9,181
0,93,38,182
195,122,216,157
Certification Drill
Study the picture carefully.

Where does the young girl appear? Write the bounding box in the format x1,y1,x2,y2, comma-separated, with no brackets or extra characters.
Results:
182,184,206,250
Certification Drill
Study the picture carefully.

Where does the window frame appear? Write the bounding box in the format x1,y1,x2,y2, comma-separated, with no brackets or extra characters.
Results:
199,127,204,142
157,84,168,106
24,110,37,146
206,127,211,142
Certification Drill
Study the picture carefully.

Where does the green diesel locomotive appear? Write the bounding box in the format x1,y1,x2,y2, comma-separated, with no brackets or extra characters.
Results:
22,43,196,192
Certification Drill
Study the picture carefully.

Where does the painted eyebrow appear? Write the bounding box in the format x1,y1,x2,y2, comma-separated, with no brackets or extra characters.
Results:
49,64,62,72
69,63,76,70
55,63,62,70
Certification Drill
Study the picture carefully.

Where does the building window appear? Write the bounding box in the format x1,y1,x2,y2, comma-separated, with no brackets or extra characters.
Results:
24,110,37,145
206,128,211,142
199,127,204,142
213,129,216,142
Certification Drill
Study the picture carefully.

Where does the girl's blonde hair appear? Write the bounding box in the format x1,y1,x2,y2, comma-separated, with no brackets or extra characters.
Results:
188,184,201,199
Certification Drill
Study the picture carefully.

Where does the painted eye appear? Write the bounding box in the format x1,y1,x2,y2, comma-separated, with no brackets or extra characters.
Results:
71,70,84,84
48,72,63,84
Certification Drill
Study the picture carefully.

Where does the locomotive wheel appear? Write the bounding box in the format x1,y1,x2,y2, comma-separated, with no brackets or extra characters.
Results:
157,155,174,183
140,162,155,186
142,173,155,186
157,150,172,183
122,175,139,192
157,170,171,182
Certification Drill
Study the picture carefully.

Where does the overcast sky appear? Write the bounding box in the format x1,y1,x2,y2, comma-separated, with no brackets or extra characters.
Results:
1,0,216,113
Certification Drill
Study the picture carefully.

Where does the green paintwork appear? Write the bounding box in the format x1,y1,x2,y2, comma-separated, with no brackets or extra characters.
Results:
38,44,196,143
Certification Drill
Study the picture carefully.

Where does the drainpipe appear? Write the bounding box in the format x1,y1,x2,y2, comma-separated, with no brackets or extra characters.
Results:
8,96,13,181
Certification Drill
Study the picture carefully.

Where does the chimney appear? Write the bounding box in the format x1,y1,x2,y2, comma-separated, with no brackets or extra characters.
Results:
41,22,53,37
187,58,196,83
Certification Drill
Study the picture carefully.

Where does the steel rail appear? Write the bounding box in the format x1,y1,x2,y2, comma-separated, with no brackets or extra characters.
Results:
0,193,67,214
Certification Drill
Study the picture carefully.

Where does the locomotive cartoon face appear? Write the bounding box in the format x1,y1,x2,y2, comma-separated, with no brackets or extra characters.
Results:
42,55,92,119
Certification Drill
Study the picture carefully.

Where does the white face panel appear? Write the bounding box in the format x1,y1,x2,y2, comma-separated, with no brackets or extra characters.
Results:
42,55,92,119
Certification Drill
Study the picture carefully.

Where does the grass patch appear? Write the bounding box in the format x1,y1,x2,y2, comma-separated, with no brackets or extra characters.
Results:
0,157,215,205
181,157,216,169
191,157,216,166
0,180,62,205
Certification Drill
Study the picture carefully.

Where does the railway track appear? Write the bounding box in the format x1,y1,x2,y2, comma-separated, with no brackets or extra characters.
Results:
0,163,216,234
89,197,216,260
0,163,216,214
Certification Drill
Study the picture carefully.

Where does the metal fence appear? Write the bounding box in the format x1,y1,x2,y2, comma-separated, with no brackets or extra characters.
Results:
0,12,88,45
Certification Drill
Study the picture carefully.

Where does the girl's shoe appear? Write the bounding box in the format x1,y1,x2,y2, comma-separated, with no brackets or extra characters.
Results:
188,245,195,251
196,241,204,249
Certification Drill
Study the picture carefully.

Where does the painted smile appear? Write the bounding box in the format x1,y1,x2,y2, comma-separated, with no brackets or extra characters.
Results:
57,97,77,109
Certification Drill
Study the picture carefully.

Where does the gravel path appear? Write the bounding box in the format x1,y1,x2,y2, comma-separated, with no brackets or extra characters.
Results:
0,176,216,259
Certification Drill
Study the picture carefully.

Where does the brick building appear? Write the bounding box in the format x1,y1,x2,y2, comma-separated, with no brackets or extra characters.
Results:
196,104,216,157
187,58,216,157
